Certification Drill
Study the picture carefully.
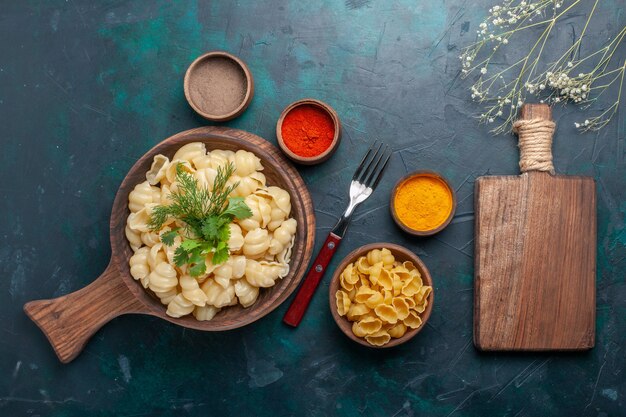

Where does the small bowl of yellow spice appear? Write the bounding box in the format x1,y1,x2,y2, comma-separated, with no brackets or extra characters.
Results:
390,171,456,236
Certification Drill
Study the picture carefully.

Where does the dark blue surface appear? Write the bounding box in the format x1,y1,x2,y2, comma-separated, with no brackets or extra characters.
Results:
1,1,624,416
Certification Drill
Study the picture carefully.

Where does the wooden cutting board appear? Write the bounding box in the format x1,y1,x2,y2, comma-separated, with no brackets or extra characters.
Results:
474,104,596,351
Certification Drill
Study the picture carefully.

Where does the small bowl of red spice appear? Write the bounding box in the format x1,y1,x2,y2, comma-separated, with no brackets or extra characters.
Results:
276,98,341,165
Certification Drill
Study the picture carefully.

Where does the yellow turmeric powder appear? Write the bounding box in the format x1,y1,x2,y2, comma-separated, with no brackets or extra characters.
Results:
394,174,453,231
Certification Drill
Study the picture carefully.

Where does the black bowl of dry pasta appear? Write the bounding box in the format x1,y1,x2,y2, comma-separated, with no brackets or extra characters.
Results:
328,243,433,348
24,126,315,363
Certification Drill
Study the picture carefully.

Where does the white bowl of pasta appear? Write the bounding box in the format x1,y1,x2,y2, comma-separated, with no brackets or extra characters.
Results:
24,126,315,363
329,243,433,348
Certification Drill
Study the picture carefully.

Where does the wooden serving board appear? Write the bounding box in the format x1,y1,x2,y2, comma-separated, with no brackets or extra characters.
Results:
24,126,315,363
474,104,596,351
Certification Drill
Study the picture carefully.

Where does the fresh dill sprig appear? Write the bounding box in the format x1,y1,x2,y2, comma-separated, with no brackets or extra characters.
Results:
148,162,252,277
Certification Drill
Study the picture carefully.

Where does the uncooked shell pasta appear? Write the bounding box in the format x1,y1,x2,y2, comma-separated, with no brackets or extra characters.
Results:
125,143,297,321
336,248,432,346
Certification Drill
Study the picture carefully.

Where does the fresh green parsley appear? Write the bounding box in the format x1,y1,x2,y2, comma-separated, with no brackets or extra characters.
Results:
148,162,252,277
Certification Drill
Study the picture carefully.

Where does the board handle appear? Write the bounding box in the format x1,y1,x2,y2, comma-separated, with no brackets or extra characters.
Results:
513,103,556,174
23,261,148,363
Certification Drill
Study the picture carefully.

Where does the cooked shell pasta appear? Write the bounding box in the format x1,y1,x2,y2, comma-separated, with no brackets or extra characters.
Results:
156,288,177,306
213,254,245,288
147,243,167,270
230,172,266,198
265,186,291,215
191,154,213,169
234,279,260,308
207,149,234,170
126,144,297,321
159,183,174,205
193,305,221,321
146,155,169,185
269,218,297,255
165,160,194,184
128,181,160,213
166,293,195,318
194,167,218,190
173,142,206,164
127,204,158,233
180,274,208,306
233,149,263,176
125,224,142,252
242,228,270,259
244,259,288,288
129,247,150,288
141,229,161,247
201,279,237,308
148,262,178,296
239,195,272,231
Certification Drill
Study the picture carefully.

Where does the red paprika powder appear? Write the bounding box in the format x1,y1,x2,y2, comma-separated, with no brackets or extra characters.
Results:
281,104,335,157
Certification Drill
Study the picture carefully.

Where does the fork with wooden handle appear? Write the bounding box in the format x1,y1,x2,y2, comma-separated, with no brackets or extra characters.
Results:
283,141,391,327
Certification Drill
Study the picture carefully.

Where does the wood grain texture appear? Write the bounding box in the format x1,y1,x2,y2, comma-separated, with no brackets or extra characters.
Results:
24,126,315,362
24,262,148,363
474,171,596,351
328,243,434,348
520,102,551,121
475,104,596,351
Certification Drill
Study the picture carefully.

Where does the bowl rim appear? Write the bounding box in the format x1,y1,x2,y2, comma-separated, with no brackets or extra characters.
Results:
390,170,457,237
183,51,255,121
275,98,341,165
110,126,315,331
328,242,434,348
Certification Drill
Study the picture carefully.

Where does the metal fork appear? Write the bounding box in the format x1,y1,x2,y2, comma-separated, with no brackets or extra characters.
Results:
283,141,391,327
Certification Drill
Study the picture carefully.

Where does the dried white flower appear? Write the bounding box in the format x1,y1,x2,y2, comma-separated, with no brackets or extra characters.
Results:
459,0,625,133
